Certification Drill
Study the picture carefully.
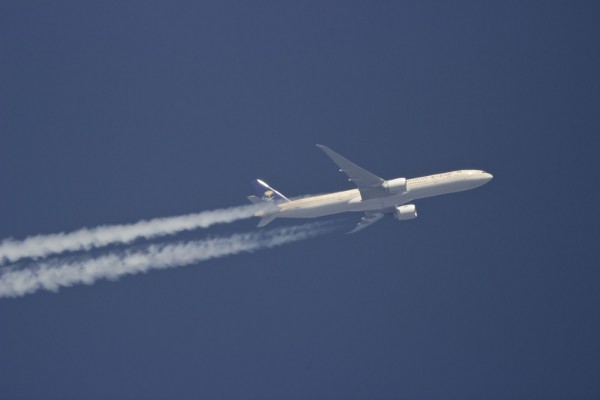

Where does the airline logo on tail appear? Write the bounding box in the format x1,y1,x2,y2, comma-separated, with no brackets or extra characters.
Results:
250,179,290,203
263,190,274,201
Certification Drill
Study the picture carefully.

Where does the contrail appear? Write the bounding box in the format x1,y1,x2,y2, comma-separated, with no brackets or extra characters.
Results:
0,203,272,265
0,223,330,298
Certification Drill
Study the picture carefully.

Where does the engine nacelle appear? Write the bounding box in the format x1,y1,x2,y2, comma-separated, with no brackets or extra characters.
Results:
383,178,407,194
394,204,417,220
383,178,406,193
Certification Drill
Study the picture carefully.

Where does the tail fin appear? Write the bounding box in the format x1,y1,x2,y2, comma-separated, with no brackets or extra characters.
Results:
250,179,289,203
248,179,286,228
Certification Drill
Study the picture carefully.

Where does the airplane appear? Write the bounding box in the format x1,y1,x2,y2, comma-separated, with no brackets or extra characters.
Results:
248,144,493,233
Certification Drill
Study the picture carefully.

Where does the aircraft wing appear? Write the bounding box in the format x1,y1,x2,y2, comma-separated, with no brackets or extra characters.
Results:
347,212,385,234
316,144,387,200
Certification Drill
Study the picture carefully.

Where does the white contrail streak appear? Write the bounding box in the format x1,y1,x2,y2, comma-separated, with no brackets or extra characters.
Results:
0,223,329,298
0,203,270,265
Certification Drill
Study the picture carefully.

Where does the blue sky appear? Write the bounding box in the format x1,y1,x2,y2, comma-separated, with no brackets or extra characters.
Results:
1,2,599,399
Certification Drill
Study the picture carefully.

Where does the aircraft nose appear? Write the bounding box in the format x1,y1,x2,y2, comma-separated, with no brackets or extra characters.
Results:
482,172,493,182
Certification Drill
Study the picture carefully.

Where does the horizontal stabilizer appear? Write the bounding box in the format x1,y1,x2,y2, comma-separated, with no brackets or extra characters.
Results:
247,195,262,204
257,215,277,228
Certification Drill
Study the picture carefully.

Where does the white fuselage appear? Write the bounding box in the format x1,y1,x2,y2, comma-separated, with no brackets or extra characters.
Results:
264,170,492,219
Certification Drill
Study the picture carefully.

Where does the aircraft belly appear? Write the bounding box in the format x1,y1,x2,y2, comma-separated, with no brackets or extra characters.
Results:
282,194,412,217
280,200,354,218
356,193,410,211
407,181,474,200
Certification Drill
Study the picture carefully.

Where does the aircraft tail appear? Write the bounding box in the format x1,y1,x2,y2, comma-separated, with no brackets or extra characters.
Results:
249,179,289,203
248,179,287,228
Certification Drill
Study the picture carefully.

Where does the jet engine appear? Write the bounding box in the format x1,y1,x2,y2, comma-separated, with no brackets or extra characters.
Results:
383,178,407,194
394,204,417,220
